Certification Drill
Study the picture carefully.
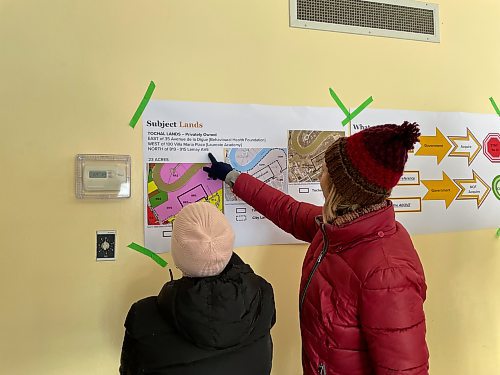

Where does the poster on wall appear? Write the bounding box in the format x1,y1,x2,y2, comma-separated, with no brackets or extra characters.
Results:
143,100,499,253
352,109,499,235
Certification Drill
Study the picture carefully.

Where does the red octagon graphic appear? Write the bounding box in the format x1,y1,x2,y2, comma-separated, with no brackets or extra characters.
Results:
483,133,500,162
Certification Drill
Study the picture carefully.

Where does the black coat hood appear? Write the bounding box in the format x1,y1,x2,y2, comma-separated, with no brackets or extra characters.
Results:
157,253,275,350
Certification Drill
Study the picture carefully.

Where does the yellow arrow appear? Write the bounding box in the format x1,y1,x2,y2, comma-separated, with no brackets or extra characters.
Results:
422,172,460,208
454,171,491,208
448,128,482,166
415,128,452,164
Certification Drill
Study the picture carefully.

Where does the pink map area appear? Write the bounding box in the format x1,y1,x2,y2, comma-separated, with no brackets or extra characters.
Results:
152,163,222,223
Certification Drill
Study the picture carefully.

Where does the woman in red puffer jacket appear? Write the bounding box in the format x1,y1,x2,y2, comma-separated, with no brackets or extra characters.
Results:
204,122,429,375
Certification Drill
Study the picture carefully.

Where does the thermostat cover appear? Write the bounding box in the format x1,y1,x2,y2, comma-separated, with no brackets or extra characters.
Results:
75,154,131,199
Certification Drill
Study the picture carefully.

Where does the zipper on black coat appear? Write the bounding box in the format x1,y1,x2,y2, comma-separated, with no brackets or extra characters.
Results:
299,224,329,314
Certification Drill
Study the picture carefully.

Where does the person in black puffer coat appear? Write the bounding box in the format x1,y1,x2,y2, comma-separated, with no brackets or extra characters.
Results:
120,201,276,375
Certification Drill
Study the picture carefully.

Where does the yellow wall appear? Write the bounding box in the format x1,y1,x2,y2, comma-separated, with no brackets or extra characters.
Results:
1,1,499,374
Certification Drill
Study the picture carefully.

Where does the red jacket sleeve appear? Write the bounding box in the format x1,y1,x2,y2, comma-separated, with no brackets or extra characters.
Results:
232,173,322,243
360,266,429,374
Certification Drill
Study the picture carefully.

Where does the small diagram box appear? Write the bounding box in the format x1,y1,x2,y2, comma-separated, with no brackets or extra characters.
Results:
299,187,310,194
392,197,422,213
236,215,247,222
236,207,247,214
162,225,173,238
397,171,420,186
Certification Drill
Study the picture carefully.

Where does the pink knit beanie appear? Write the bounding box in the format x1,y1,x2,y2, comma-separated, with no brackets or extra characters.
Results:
171,202,234,277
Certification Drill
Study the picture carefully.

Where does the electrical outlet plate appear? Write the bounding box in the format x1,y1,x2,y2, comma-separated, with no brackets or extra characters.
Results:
96,230,116,261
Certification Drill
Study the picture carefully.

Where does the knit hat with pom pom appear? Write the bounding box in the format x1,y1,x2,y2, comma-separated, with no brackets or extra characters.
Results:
324,122,420,206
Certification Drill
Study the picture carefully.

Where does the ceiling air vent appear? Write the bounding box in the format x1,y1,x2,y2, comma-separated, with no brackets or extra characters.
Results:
290,0,440,42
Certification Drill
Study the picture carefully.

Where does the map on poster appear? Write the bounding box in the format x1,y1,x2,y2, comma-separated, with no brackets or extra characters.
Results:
288,130,344,183
147,163,223,225
222,147,295,245
224,148,287,202
142,100,499,253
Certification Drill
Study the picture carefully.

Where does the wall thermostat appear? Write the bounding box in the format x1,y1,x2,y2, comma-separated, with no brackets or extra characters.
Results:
75,154,131,199
96,230,116,261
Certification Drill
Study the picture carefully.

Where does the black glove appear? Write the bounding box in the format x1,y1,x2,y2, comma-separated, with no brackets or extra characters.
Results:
203,153,233,181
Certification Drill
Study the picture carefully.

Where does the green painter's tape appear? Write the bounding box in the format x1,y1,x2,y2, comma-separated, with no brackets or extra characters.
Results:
490,97,500,116
329,88,373,127
329,88,350,117
129,81,156,128
342,96,374,126
127,242,167,267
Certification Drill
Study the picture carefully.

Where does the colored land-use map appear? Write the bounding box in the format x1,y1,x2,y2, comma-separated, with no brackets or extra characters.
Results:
288,130,344,183
224,148,288,202
147,163,223,225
